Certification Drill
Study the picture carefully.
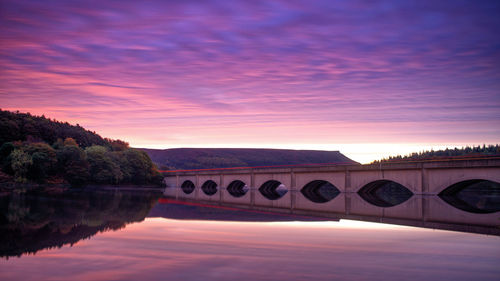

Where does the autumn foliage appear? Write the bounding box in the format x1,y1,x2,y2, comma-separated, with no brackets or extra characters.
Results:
0,109,163,187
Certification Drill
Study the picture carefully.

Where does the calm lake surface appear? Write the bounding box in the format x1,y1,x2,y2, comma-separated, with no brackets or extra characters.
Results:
1,188,499,281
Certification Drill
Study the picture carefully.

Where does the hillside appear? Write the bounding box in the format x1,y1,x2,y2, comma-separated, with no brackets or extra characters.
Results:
0,109,163,187
141,148,358,170
0,109,107,147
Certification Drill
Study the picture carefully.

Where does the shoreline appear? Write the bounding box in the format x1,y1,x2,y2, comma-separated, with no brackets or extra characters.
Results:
0,182,164,193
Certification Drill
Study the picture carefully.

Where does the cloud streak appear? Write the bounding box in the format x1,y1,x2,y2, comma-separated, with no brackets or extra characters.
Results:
1,0,499,161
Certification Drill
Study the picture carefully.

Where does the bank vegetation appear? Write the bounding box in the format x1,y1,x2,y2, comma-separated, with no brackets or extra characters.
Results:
0,109,163,187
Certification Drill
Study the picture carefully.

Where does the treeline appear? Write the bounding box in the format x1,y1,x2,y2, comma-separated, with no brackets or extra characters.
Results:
0,109,108,147
374,145,500,163
0,110,163,187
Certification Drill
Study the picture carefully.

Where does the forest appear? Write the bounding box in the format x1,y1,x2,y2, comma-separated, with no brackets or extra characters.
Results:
0,109,163,187
373,145,500,163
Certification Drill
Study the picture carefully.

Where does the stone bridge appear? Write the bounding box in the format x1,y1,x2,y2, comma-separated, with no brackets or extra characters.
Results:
164,157,500,195
162,157,500,230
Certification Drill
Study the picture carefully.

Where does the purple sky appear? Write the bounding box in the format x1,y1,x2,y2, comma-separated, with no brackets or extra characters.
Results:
1,0,499,162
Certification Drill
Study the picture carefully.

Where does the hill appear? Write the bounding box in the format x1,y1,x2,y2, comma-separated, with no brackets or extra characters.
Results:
0,109,108,147
141,148,358,170
0,109,163,187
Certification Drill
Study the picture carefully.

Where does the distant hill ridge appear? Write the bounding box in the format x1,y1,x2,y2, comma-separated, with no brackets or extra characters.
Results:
141,148,358,170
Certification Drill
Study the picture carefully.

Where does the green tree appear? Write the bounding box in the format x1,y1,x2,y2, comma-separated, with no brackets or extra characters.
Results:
149,166,164,186
0,118,20,144
57,145,89,187
0,142,15,174
85,145,123,184
119,149,155,184
51,138,64,150
23,142,57,182
10,150,32,183
30,152,49,182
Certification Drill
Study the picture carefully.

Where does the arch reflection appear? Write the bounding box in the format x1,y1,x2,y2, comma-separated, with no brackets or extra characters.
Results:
358,180,413,207
181,180,195,194
259,180,287,200
439,179,500,214
301,180,340,203
227,180,249,198
201,180,218,196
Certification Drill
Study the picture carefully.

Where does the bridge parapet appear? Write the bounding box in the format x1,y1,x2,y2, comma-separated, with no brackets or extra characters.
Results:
164,158,500,194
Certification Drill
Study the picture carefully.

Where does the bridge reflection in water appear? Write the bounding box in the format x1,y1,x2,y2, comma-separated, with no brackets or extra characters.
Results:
163,158,500,235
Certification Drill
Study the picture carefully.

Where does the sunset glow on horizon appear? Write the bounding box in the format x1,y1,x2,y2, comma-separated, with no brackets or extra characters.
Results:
1,0,499,163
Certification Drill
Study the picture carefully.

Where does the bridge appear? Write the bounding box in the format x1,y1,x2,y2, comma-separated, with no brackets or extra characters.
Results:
162,157,500,232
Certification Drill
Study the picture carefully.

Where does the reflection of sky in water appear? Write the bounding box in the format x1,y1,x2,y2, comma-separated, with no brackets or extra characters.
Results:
1,218,499,281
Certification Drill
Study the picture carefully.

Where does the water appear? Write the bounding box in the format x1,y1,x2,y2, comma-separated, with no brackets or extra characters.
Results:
0,188,499,281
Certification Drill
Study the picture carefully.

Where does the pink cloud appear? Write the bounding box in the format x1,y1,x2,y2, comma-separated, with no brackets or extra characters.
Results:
1,0,499,161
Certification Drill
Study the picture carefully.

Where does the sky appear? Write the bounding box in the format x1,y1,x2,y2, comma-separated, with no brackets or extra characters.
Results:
1,0,499,163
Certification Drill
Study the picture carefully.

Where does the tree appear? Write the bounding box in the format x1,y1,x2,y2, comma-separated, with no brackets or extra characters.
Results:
22,142,57,182
85,145,123,184
149,165,164,186
119,149,154,184
0,110,163,187
57,145,89,187
10,150,32,183
0,142,15,160
29,153,50,182
0,119,20,144
105,139,129,151
0,109,108,148
52,138,64,150
63,137,78,147
0,142,15,174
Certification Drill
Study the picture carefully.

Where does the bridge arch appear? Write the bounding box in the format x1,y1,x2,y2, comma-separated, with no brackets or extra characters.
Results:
301,180,340,203
357,180,413,207
201,180,218,196
438,179,500,214
181,180,195,194
227,180,249,198
259,180,287,200
430,172,500,195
